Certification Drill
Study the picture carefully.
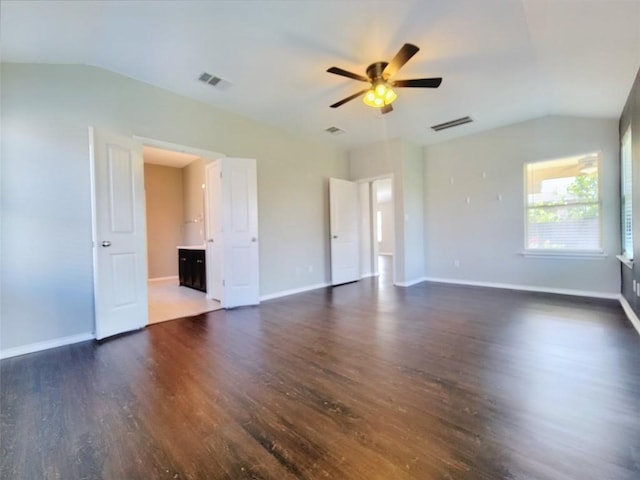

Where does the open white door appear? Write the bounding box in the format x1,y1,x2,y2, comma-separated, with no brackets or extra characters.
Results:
89,127,148,340
220,158,260,308
204,161,223,301
330,178,360,285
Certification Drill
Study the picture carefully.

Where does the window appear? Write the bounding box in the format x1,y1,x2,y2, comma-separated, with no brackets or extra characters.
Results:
525,153,602,252
621,127,633,260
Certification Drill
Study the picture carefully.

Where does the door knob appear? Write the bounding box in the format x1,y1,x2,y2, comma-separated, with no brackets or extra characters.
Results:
207,238,214,243
101,241,111,247
251,237,257,242
332,235,338,239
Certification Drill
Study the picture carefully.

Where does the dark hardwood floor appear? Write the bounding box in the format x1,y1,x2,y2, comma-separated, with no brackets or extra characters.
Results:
2,272,640,479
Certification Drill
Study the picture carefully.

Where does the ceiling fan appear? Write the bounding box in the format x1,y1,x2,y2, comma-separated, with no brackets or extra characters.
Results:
327,43,442,114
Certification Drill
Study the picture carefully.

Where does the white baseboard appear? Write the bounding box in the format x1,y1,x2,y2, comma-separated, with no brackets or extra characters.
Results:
379,252,393,256
260,282,330,301
0,332,95,360
360,272,378,279
395,277,427,287
619,296,640,336
421,276,620,300
148,275,179,283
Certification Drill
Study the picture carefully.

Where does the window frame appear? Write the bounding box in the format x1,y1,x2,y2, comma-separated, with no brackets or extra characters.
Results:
523,152,604,256
621,126,633,261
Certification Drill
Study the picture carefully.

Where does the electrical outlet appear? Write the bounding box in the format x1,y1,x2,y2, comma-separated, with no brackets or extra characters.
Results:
454,259,460,268
308,265,313,273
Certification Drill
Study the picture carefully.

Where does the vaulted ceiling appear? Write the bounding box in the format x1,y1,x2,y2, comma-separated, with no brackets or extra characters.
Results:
2,0,639,149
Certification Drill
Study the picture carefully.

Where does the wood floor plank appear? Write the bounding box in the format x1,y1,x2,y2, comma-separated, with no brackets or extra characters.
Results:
2,267,640,479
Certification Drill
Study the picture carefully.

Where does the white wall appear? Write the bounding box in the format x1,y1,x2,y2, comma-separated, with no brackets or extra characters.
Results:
376,201,394,255
0,63,348,352
423,116,620,295
182,158,205,245
401,141,425,282
358,182,373,277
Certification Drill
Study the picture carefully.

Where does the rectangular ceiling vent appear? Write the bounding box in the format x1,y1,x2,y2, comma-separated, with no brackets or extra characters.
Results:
198,72,231,91
431,116,473,132
325,126,345,136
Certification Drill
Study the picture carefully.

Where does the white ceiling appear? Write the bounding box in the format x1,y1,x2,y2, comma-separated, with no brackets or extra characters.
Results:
2,0,639,149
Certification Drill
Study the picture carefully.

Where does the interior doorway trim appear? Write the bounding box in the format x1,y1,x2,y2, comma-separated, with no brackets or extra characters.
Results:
133,136,226,162
135,136,226,314
356,174,397,286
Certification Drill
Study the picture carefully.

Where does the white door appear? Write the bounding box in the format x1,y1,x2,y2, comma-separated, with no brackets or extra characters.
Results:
221,158,260,308
204,161,223,301
89,127,148,340
330,178,360,285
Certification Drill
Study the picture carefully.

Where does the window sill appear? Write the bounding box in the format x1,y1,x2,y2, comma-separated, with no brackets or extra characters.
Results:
520,250,607,260
616,254,634,269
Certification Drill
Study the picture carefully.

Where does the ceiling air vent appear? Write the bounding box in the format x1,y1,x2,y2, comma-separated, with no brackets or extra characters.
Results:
198,72,231,90
325,126,345,136
431,116,473,132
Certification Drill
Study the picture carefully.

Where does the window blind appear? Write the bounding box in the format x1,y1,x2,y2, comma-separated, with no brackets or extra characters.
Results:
525,153,602,252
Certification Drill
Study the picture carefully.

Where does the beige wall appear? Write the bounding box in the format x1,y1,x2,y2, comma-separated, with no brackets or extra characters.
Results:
144,164,184,279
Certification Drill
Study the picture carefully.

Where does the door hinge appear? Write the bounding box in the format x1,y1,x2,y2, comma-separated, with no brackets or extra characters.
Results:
220,171,222,179
222,280,225,286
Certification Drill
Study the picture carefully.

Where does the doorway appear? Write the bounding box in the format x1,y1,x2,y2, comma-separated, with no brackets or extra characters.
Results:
372,178,394,285
143,145,221,324
91,129,261,340
356,176,395,286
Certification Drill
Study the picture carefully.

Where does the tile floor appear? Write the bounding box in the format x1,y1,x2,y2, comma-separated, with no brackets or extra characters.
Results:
147,277,222,324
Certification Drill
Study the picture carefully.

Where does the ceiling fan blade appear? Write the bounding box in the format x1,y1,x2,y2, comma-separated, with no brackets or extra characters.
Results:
393,78,442,88
330,89,369,108
327,67,369,82
380,104,393,115
383,43,420,78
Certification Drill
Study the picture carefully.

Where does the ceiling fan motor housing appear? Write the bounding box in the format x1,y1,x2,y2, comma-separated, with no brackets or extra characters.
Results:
366,62,389,82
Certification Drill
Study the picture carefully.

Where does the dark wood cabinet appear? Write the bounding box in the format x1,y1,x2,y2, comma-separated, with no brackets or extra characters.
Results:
178,249,207,292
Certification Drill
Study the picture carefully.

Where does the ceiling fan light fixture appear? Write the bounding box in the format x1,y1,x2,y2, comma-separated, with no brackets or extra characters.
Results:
363,81,396,108
328,43,442,112
384,88,397,103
